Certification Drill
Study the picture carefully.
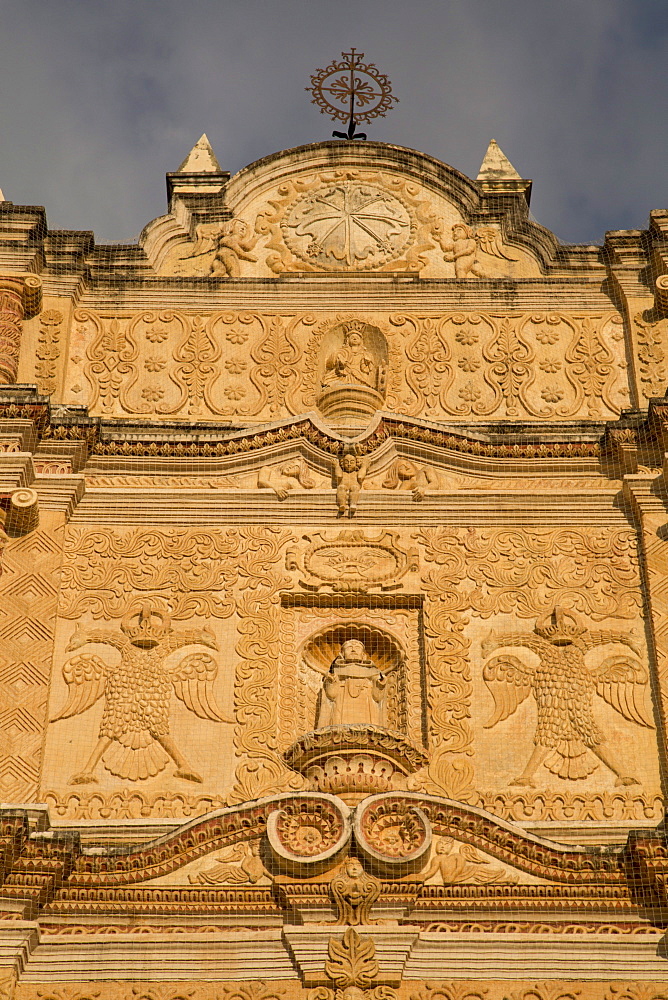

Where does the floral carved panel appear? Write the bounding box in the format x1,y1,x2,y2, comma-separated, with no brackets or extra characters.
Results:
63,310,629,423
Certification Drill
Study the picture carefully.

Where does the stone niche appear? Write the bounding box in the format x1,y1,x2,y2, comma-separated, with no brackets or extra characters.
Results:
284,621,428,803
315,320,388,426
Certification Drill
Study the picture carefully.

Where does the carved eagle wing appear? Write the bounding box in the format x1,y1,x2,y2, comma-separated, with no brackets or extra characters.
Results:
592,655,654,728
474,226,517,261
51,653,107,721
482,653,534,728
170,651,233,722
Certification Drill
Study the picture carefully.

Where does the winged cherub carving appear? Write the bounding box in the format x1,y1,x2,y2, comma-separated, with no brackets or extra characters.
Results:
482,606,654,787
436,222,516,278
179,218,258,277
51,602,233,785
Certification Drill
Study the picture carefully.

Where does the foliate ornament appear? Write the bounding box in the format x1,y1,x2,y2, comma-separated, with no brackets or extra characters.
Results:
220,986,286,1000
605,985,668,1000
266,795,351,869
325,927,379,987
256,171,437,274
482,606,653,786
354,795,431,870
409,986,488,1000
35,308,63,395
635,312,668,398
51,601,233,784
287,530,418,593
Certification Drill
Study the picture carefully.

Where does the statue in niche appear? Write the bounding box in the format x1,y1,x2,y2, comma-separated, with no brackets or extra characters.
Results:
322,326,382,391
317,639,387,729
382,459,439,501
334,452,370,517
482,606,654,787
258,459,316,499
330,857,381,925
51,602,233,785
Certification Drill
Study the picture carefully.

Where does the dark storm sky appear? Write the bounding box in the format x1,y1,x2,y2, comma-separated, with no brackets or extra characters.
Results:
2,0,667,244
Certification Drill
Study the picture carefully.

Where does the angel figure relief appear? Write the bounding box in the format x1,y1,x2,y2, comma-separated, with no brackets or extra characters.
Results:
51,602,233,785
435,221,516,278
177,217,259,277
482,607,654,788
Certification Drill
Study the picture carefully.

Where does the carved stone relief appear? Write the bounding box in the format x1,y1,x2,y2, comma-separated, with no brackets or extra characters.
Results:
0,514,64,802
286,530,419,593
50,602,233,785
417,835,519,884
64,309,628,423
278,609,424,753
44,526,298,817
482,606,653,787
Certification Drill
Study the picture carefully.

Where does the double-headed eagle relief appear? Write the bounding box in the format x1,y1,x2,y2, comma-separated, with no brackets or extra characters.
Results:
482,607,654,787
51,602,232,785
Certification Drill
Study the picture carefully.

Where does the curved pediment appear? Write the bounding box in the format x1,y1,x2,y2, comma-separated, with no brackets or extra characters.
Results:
66,792,618,888
143,141,555,280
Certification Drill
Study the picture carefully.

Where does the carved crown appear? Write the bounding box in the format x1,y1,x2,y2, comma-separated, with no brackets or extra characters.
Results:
535,606,585,644
121,602,172,648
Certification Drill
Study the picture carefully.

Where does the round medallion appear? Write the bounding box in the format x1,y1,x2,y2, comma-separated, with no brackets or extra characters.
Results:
282,182,413,270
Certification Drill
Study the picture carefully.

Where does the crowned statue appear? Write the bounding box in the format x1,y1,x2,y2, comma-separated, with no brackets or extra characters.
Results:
316,638,387,728
321,326,380,391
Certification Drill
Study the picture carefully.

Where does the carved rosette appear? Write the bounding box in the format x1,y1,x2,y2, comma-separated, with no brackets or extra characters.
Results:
284,726,429,804
0,275,41,384
266,794,351,873
354,794,432,872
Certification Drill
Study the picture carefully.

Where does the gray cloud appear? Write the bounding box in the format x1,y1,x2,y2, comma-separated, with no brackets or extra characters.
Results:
1,0,667,243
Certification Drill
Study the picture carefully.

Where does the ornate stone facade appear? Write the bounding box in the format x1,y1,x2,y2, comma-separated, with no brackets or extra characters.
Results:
0,136,667,994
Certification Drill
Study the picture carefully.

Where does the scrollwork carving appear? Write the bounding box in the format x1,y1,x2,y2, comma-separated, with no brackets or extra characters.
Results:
35,308,63,395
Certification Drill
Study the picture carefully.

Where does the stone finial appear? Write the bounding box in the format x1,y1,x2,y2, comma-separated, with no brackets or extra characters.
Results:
477,139,532,203
177,134,222,173
476,138,522,181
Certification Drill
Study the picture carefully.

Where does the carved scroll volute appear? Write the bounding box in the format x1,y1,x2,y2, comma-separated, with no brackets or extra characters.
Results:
266,793,352,876
354,794,432,876
0,275,42,384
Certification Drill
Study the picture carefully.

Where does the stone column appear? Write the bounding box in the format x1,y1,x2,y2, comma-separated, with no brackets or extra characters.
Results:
0,275,42,384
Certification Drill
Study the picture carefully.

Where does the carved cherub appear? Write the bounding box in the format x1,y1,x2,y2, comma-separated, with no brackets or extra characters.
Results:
189,838,271,885
257,460,315,500
482,606,654,787
382,459,439,501
51,602,233,785
334,452,370,518
330,858,381,925
418,836,517,885
436,222,515,278
181,218,258,277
